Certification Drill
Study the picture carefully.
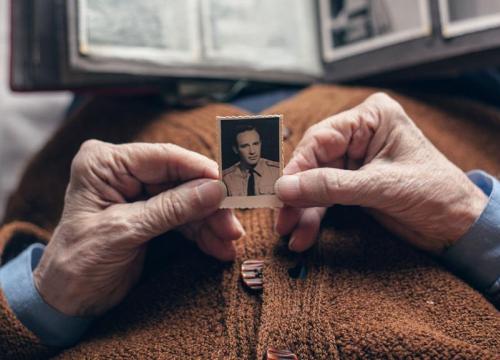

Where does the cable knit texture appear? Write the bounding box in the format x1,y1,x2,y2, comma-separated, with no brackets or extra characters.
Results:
1,85,499,359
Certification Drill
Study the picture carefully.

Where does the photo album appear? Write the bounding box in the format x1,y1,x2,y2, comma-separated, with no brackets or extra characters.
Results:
10,0,500,91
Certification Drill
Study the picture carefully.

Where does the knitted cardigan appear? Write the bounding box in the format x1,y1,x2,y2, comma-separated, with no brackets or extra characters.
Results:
0,85,499,359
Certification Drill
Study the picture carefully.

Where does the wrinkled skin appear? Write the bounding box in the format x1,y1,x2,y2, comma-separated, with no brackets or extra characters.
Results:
275,93,487,254
34,141,244,316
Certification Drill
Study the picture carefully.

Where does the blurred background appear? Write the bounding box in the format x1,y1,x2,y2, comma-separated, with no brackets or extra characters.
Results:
0,0,71,219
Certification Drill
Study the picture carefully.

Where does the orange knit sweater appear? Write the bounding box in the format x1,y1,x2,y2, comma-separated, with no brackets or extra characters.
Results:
1,85,499,359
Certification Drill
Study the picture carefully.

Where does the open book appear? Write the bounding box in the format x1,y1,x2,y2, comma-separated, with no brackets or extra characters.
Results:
10,0,500,91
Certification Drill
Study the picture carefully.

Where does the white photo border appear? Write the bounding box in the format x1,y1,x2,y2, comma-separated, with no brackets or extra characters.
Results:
320,0,432,62
217,114,283,209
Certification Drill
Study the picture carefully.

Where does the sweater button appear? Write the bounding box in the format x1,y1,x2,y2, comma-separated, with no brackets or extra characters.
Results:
241,259,264,291
265,347,298,360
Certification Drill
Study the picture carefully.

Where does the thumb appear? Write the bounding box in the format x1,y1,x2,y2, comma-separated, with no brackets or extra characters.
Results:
132,179,227,240
275,168,383,208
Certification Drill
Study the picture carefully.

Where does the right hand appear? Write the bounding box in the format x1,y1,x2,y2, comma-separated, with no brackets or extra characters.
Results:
34,141,243,317
275,93,487,254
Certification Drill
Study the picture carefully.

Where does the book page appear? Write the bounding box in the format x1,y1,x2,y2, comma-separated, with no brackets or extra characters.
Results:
201,0,321,75
78,0,200,64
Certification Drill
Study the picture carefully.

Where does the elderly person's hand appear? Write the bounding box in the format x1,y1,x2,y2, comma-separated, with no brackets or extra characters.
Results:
33,141,243,317
275,93,488,254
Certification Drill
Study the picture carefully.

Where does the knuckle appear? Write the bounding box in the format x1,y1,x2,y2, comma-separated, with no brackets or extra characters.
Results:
363,167,398,205
80,139,104,154
303,122,346,154
136,200,150,224
161,142,181,154
300,123,326,146
71,152,90,176
358,107,379,130
369,91,392,103
368,92,399,110
160,191,187,229
314,129,345,159
72,139,106,174
135,201,158,238
107,212,134,233
322,171,341,201
98,212,135,243
303,122,320,138
363,92,406,127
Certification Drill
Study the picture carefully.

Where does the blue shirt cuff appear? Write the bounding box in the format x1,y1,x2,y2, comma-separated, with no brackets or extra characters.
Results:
442,170,500,295
0,243,93,347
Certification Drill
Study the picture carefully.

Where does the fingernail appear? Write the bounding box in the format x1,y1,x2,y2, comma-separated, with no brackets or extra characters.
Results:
274,222,285,236
276,175,300,200
196,180,226,207
288,235,297,251
232,212,246,237
238,225,246,238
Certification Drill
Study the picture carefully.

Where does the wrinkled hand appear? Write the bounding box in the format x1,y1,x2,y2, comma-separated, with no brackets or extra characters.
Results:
34,140,243,317
275,93,487,254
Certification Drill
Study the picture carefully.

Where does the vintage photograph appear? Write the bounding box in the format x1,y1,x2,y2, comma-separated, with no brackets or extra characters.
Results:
217,115,283,208
320,0,431,61
439,0,500,37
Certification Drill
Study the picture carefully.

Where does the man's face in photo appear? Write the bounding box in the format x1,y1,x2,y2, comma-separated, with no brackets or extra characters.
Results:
234,129,261,167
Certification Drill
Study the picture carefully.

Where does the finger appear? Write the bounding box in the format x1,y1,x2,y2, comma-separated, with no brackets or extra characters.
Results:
206,209,245,241
275,206,303,236
119,142,218,184
285,94,386,174
182,212,240,261
283,111,360,174
179,209,243,244
276,168,382,208
74,141,219,201
346,121,374,170
196,225,236,262
284,125,347,175
288,207,326,252
132,179,227,239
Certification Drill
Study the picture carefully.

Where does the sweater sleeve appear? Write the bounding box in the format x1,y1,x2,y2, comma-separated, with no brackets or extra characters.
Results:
0,221,56,359
442,170,500,308
0,243,93,347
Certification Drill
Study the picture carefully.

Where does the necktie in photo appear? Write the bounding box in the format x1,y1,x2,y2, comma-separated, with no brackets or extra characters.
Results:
247,169,255,196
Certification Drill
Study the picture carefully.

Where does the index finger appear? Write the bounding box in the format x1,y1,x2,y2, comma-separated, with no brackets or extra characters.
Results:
72,141,219,202
117,142,218,184
285,94,383,175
